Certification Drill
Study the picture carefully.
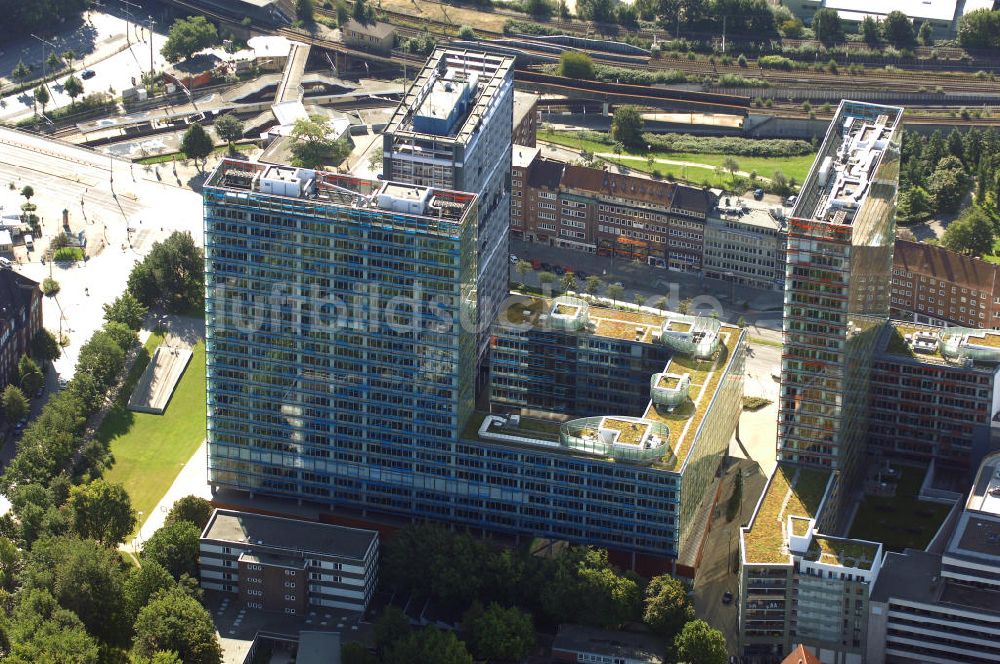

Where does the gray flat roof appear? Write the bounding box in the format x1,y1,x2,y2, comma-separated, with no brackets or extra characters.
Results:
871,549,1000,616
202,509,376,560
297,631,342,664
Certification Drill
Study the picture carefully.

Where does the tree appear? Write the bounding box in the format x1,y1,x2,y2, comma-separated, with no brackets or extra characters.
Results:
538,271,556,291
124,561,175,617
674,620,727,664
881,11,915,48
384,627,472,664
5,587,100,664
941,206,995,257
463,603,535,664
611,106,644,147
561,272,578,292
643,574,694,639
63,75,83,107
585,275,603,297
62,49,76,71
75,330,125,389
577,0,616,22
12,60,30,85
617,3,639,29
33,85,49,115
634,293,646,307
459,25,477,40
20,536,129,646
165,495,214,530
515,260,532,287
525,0,554,18
181,123,214,172
368,145,384,171
336,1,350,25
21,185,34,203
352,0,375,24
858,16,880,45
559,51,595,80
541,548,640,628
213,114,244,150
141,520,201,579
918,20,933,46
132,587,222,664
129,231,205,313
18,355,43,395
46,51,63,72
67,479,136,546
928,156,971,213
103,291,148,330
958,9,1000,49
607,282,624,304
161,16,218,63
289,116,351,169
374,606,411,656
104,320,139,353
723,156,740,183
342,642,378,664
771,170,792,197
296,0,315,23
811,8,844,45
2,384,28,422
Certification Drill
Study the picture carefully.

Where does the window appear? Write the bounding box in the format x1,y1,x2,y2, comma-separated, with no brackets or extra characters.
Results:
284,594,296,601
284,608,297,615
284,581,296,588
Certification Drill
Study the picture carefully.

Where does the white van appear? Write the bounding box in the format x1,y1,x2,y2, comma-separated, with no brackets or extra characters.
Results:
23,235,33,251
0,257,11,269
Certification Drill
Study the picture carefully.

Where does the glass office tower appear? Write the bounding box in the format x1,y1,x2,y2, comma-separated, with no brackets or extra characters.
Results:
204,161,478,506
777,100,903,530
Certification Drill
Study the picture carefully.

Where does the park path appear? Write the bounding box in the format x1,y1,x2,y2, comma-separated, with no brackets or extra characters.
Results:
596,152,773,181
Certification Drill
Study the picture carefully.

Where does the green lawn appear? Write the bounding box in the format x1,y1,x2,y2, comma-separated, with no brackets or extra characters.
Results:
100,334,206,533
537,129,816,187
847,464,952,553
135,142,252,165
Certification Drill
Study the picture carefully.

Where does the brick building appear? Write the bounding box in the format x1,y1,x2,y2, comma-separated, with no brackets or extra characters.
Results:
0,270,42,390
890,239,1000,329
511,149,713,271
199,509,379,614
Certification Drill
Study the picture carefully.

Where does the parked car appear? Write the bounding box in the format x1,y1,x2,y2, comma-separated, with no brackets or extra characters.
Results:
539,262,553,272
529,259,542,270
81,69,96,80
57,377,69,389
509,254,519,265
575,270,589,281
785,195,798,207
552,265,566,276
0,257,11,269
722,591,734,605
753,188,764,200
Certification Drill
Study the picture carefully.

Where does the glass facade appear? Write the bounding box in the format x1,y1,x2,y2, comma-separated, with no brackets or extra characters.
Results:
779,101,902,530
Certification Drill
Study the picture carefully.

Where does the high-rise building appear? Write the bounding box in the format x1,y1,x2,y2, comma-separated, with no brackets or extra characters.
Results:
204,160,480,511
383,48,515,370
778,100,903,531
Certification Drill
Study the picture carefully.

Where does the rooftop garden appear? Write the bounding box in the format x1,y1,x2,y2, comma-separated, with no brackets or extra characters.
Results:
485,415,562,441
743,465,830,565
647,326,738,469
657,375,682,390
790,516,811,537
601,417,649,446
848,464,952,553
966,332,1000,349
806,537,878,570
554,304,579,316
501,297,545,326
886,323,944,361
593,318,654,342
667,321,692,333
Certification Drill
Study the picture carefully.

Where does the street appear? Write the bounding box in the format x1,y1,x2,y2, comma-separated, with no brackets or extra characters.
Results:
0,10,170,124
0,126,203,379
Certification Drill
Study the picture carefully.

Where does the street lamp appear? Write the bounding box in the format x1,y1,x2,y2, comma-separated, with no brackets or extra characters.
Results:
29,34,58,98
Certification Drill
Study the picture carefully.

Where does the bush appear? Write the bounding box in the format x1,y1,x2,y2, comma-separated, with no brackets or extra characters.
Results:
559,51,595,80
717,74,770,88
593,65,690,85
503,19,558,36
758,55,794,70
53,247,84,262
737,54,748,67
41,277,60,296
743,396,773,411
641,133,813,157
458,25,477,40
